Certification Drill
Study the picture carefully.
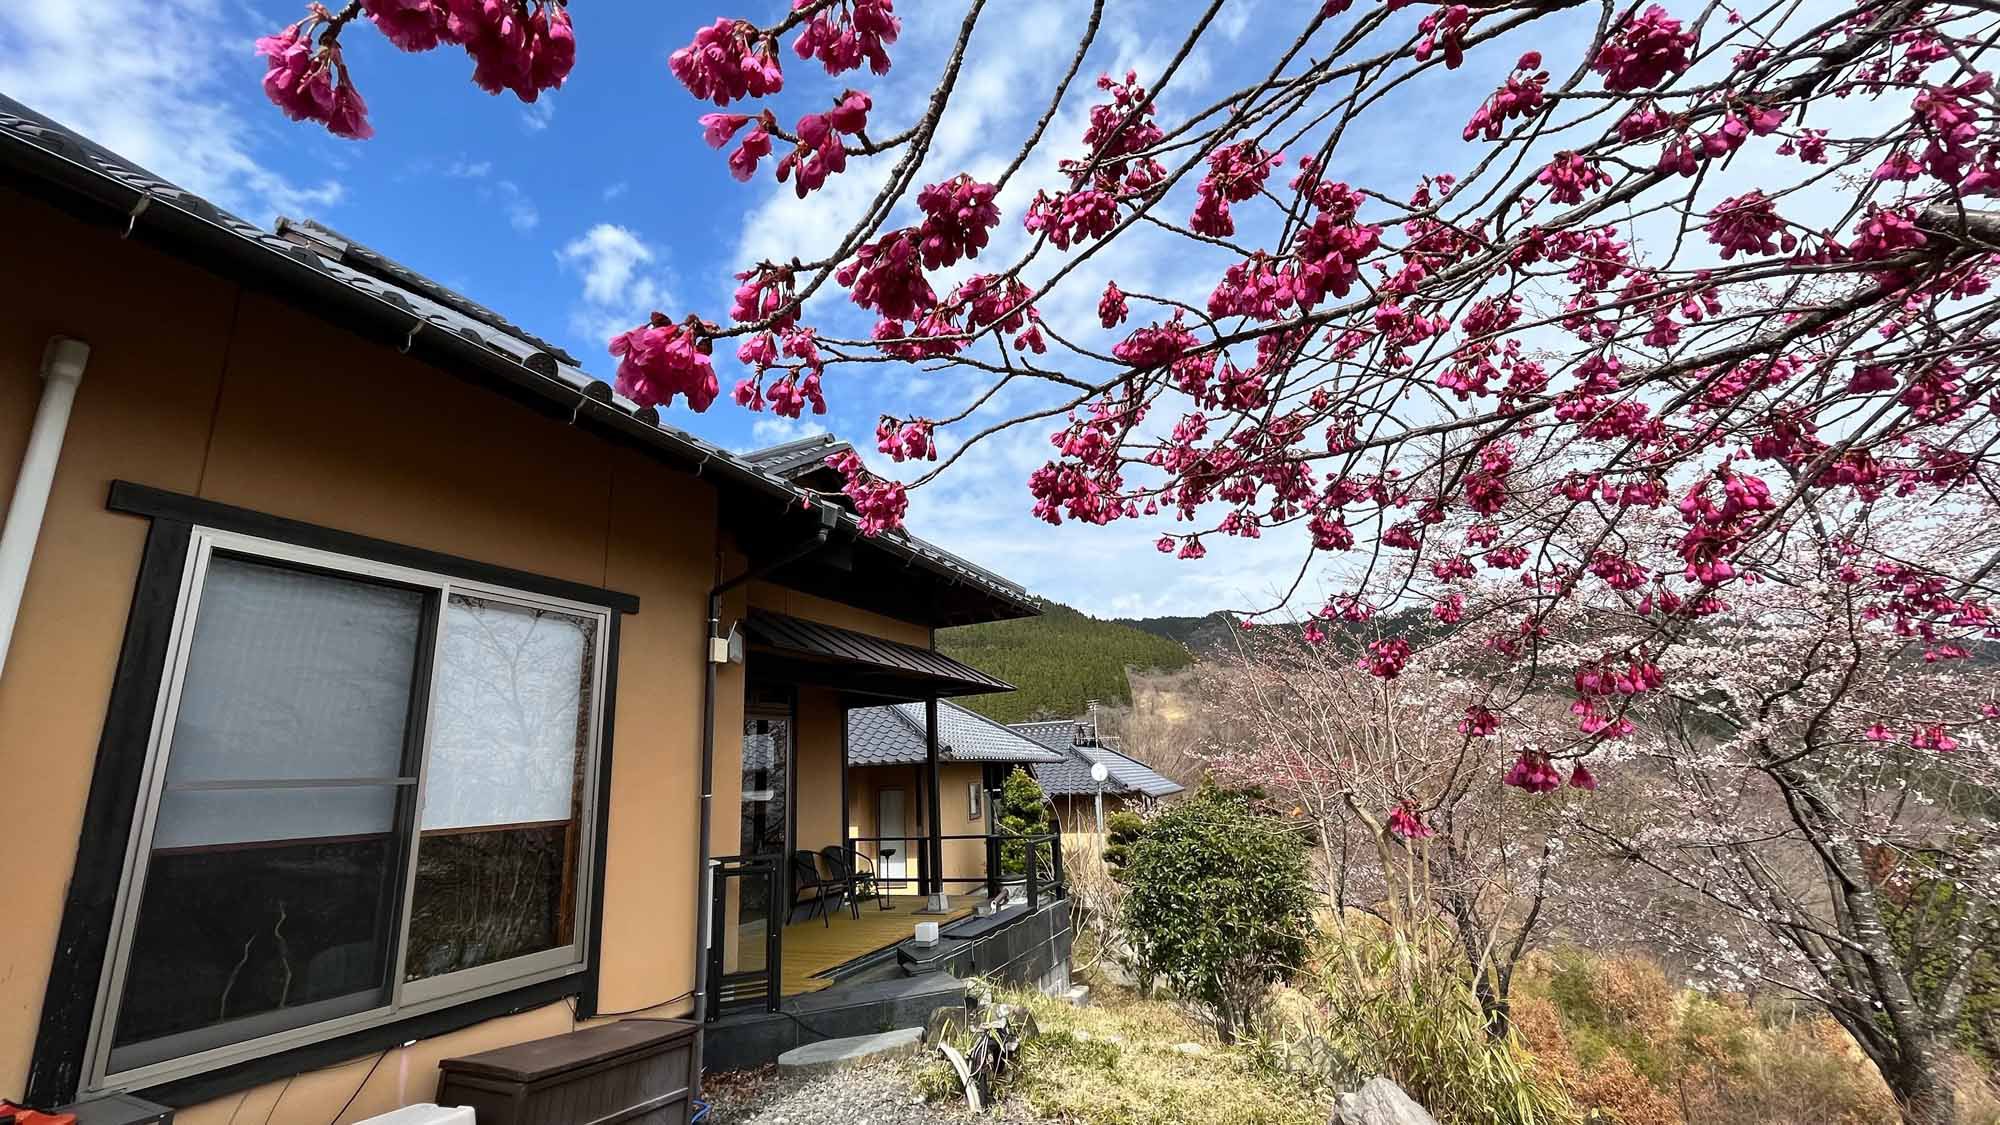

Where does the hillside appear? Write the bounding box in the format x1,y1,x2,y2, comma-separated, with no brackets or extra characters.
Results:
1117,612,1241,656
938,600,1195,723
1119,605,1440,658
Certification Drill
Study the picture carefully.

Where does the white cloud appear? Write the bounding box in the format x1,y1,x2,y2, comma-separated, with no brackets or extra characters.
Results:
0,0,344,223
556,223,678,344
521,99,556,132
603,181,630,201
447,159,494,179
498,180,540,232
748,416,830,446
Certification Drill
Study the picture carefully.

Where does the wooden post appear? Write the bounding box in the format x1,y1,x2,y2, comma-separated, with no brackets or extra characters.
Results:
925,696,944,903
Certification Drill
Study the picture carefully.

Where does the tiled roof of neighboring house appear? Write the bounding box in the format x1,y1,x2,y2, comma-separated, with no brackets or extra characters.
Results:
848,701,1070,767
1012,720,1081,753
0,94,1035,625
1009,720,1186,799
742,433,856,479
740,435,1029,601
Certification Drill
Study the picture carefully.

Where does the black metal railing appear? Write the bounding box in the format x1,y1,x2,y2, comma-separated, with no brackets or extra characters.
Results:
703,835,1067,1021
846,832,1065,913
704,854,781,1020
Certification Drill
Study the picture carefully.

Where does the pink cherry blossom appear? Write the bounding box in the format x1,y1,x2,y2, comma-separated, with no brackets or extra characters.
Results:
1386,801,1435,839
1592,5,1696,92
1704,191,1796,259
1459,705,1500,737
1503,750,1563,794
792,0,899,76
607,316,719,412
364,0,448,51
825,449,908,535
670,17,783,105
1360,637,1411,679
1098,282,1129,329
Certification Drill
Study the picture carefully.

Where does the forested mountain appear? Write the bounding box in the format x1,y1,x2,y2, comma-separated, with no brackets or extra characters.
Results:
940,600,1449,723
938,600,1195,723
1121,605,1441,658
1118,612,1242,655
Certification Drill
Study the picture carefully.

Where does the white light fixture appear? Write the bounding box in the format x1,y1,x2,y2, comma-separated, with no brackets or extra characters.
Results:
1089,762,1110,784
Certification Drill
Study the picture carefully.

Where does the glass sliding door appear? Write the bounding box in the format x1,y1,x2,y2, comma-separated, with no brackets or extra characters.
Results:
739,713,791,858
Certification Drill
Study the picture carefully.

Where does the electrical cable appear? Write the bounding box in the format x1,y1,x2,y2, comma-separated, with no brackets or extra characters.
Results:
326,1046,393,1125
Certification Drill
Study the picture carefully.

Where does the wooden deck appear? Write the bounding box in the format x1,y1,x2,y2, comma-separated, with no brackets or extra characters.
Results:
780,896,971,996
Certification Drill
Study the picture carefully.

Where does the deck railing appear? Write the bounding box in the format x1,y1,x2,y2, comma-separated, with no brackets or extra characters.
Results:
845,832,1065,913
703,834,1066,1020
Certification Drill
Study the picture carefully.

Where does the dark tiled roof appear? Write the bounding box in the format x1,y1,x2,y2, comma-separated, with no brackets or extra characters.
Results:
278,217,581,366
742,611,1013,697
1012,720,1082,753
1007,721,1185,798
742,434,856,479
0,94,1037,623
848,701,1068,767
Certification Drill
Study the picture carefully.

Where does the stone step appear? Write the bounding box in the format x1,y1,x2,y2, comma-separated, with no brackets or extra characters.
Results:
775,1027,927,1075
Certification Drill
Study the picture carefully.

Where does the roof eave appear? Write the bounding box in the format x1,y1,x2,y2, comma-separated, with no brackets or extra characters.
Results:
0,100,1042,628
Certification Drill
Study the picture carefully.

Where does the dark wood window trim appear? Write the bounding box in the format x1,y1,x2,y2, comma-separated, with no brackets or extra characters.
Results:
142,974,585,1109
26,485,635,1107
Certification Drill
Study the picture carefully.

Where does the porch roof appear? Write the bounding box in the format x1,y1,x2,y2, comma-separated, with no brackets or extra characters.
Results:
847,700,1068,767
742,611,1013,699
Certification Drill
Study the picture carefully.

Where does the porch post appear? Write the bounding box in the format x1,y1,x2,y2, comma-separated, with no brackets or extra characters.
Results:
925,695,945,907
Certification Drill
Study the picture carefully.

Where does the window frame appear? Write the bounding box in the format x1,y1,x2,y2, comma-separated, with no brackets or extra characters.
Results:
79,526,612,1095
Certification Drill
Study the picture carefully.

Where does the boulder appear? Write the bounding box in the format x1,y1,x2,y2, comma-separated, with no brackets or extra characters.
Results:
925,1004,968,1044
1332,1077,1439,1125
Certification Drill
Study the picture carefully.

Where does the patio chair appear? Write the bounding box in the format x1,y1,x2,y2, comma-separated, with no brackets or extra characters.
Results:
791,850,842,927
820,845,890,918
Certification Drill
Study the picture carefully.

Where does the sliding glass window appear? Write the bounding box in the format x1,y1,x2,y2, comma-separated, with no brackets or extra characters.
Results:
87,530,608,1092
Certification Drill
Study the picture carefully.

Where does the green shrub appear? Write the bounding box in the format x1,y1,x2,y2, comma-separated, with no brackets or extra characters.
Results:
997,766,1054,876
1102,809,1146,873
1121,784,1316,1041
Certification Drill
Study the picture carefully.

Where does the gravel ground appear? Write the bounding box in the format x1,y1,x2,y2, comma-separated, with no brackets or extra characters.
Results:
701,1059,1039,1124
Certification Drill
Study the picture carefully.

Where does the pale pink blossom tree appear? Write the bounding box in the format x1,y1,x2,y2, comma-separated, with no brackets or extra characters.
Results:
1494,499,2000,1124
1201,623,1590,1037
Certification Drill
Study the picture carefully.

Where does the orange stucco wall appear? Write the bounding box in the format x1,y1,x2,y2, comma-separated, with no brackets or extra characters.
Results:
0,186,943,1121
845,761,990,897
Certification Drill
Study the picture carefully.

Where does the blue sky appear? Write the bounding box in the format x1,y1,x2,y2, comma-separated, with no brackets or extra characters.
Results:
0,0,1620,618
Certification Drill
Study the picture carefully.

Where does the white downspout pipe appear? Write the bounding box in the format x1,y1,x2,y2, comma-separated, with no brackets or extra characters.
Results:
0,337,90,681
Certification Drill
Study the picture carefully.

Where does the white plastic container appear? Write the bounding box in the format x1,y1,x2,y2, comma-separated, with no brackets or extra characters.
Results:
353,1103,476,1125
913,921,940,947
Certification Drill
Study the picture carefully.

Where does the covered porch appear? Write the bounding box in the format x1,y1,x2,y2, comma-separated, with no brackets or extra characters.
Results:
704,609,1067,1021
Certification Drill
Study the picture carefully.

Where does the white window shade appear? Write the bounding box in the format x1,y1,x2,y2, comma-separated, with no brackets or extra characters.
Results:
420,595,596,831
165,556,425,786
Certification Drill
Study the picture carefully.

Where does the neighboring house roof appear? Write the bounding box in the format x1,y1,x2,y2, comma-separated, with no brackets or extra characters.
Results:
1012,720,1082,753
848,700,1069,767
742,433,856,480
1010,720,1185,799
740,436,1029,603
0,94,1037,628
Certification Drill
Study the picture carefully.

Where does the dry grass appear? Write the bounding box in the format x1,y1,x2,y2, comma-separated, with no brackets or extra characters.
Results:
916,981,1332,1125
1506,949,1997,1125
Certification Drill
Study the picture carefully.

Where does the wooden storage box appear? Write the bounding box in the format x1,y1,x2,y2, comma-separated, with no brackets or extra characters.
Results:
436,1019,699,1125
